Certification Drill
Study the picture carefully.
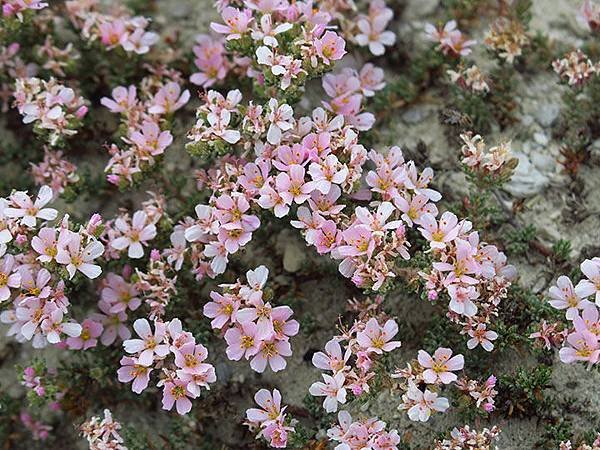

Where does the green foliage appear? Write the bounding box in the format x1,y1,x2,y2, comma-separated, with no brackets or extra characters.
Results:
498,365,552,416
505,224,537,256
552,239,572,263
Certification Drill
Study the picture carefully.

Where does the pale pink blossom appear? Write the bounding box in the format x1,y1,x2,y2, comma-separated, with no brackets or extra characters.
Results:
418,347,464,384
309,372,347,412
356,318,401,354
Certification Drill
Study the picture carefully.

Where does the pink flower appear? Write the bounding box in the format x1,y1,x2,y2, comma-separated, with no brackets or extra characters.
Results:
549,275,590,319
214,194,260,231
433,239,480,285
250,338,292,372
5,185,57,228
217,224,253,254
418,212,460,249
314,220,341,254
40,308,82,344
403,382,449,422
161,378,197,415
211,7,253,40
204,291,240,329
246,388,284,425
55,231,104,280
336,225,375,258
148,82,190,115
356,318,401,354
66,319,103,350
266,99,294,144
308,186,345,217
315,31,346,65
262,420,292,448
355,201,402,232
100,85,137,114
448,284,479,317
359,63,386,97
308,155,348,194
559,330,600,364
0,252,21,301
240,265,269,302
394,193,437,227
258,185,290,217
467,323,498,352
101,273,141,313
418,347,464,384
576,258,600,304
237,298,276,339
271,305,299,340
117,356,152,393
123,319,170,366
97,300,130,345
225,322,260,360
174,342,210,375
99,19,127,48
312,338,349,372
309,372,347,412
276,164,315,205
207,109,241,144
355,14,396,56
111,211,157,259
129,120,173,156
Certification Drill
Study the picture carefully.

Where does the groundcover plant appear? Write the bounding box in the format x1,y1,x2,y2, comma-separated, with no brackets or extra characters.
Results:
1,0,600,448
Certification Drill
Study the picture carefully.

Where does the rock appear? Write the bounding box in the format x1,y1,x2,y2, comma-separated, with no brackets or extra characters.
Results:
534,102,560,127
504,152,550,197
401,105,431,124
533,132,549,146
521,114,535,127
403,0,439,20
530,151,556,174
282,240,307,273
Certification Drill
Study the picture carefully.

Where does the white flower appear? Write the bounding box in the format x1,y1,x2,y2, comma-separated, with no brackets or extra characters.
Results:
4,185,57,228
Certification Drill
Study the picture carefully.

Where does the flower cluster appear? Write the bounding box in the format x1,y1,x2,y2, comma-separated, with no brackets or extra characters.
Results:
31,148,79,195
327,410,401,449
102,75,189,187
245,388,296,448
322,64,384,130
455,375,498,413
65,0,159,55
553,49,599,87
206,266,298,373
0,186,105,348
14,77,88,146
209,0,349,94
37,35,80,77
544,258,600,366
0,42,37,112
418,206,516,351
393,347,464,421
483,18,529,64
2,0,48,20
352,0,396,56
447,65,490,94
20,411,52,441
459,132,518,187
190,34,233,88
80,409,127,450
187,86,447,291
20,364,63,408
310,315,401,412
119,318,216,414
432,425,501,450
425,20,476,57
